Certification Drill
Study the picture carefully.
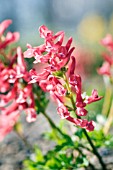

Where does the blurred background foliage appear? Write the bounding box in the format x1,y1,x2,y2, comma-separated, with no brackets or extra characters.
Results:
0,0,113,45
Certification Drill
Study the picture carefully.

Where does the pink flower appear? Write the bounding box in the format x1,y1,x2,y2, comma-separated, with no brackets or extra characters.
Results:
29,68,50,84
24,24,103,132
101,34,113,51
33,52,50,64
65,37,73,51
0,110,19,141
39,76,66,98
48,47,75,71
0,32,20,49
24,92,37,122
0,81,37,121
85,89,103,104
1,101,18,115
17,47,26,74
69,74,86,107
24,25,75,73
57,103,70,119
24,44,46,59
0,84,17,106
69,74,81,89
98,34,113,79
66,116,95,131
0,19,39,141
102,53,113,65
0,64,11,92
39,25,53,40
86,121,95,131
25,108,37,123
16,85,32,104
76,107,88,116
67,56,76,76
0,78,10,93
0,19,20,50
97,62,111,76
15,47,31,82
0,19,12,36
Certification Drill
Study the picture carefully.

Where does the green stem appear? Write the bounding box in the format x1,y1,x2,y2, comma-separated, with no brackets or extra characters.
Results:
43,112,98,170
83,129,107,170
79,143,91,152
64,73,107,170
43,111,72,141
71,96,106,168
78,148,96,170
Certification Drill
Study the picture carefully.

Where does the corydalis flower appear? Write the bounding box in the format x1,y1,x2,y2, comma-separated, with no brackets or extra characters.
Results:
0,22,37,141
66,116,95,131
101,34,113,51
85,89,103,104
0,57,37,123
98,34,113,78
0,111,19,141
24,25,102,131
0,19,19,49
24,25,74,73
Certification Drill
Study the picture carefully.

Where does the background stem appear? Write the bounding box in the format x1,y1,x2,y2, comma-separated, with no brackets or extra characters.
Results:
43,111,64,135
103,99,113,135
102,87,112,116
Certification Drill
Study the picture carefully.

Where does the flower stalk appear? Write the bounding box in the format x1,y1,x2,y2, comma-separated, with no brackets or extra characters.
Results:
43,111,65,137
64,73,107,170
83,129,107,170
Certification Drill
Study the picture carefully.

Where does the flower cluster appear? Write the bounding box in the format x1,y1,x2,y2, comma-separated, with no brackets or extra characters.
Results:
97,34,113,79
24,25,102,131
0,20,19,50
0,20,36,141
